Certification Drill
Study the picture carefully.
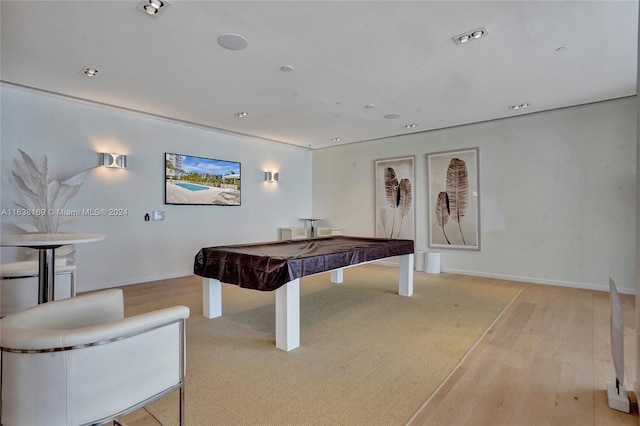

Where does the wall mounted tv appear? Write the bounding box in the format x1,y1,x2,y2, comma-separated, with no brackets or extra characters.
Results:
165,153,241,206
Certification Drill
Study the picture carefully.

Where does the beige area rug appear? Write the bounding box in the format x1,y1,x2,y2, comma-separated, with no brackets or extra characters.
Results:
134,265,520,426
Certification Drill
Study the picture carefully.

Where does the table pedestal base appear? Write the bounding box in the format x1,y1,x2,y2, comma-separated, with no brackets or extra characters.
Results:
1,233,105,305
398,253,414,297
330,269,343,283
38,248,56,304
275,279,300,351
203,278,222,319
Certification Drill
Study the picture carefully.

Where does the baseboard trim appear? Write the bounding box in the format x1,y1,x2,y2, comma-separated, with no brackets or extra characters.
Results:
373,259,636,295
81,263,637,295
439,267,636,295
79,271,192,292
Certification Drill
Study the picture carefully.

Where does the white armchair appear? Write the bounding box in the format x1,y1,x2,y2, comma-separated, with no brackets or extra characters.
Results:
0,260,76,317
0,288,190,426
316,227,343,237
278,227,308,240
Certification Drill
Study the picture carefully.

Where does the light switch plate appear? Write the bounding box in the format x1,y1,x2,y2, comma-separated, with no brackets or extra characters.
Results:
152,211,165,221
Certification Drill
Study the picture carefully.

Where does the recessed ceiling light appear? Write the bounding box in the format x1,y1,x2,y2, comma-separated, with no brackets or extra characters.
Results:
509,103,529,110
280,65,294,72
404,123,417,129
452,26,489,45
384,113,402,119
332,138,342,142
218,34,249,51
364,104,376,109
556,46,569,52
82,67,98,77
235,111,248,118
136,0,169,17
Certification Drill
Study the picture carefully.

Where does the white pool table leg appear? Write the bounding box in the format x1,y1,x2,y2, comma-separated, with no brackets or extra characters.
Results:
330,268,344,284
275,278,300,351
203,277,222,319
398,253,414,297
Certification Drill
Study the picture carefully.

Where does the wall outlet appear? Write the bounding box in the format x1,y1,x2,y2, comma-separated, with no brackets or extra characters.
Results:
152,211,165,221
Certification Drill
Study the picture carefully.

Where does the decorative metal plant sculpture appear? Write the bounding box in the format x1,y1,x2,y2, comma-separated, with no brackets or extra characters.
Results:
11,149,91,234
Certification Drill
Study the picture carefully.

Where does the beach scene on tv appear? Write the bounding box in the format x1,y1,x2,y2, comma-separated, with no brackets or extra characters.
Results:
165,153,241,205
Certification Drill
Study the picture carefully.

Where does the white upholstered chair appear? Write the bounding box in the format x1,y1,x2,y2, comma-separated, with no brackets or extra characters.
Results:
278,227,308,240
0,288,190,426
0,259,76,317
315,227,343,237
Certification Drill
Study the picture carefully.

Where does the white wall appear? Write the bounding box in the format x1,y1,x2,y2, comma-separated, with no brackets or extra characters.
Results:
0,85,312,291
313,98,637,294
1,85,636,294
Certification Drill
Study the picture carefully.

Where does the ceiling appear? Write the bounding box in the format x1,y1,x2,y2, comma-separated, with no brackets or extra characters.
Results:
1,1,637,150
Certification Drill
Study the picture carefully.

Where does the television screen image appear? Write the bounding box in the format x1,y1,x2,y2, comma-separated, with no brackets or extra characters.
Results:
165,153,241,206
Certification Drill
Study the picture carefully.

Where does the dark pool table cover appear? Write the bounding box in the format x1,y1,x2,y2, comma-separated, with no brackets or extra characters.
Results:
194,236,414,291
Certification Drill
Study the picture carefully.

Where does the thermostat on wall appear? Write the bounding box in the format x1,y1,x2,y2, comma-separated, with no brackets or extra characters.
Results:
152,211,165,221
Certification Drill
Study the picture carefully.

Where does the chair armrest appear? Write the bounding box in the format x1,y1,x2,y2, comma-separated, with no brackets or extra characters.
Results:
1,305,190,351
1,288,124,332
61,305,190,348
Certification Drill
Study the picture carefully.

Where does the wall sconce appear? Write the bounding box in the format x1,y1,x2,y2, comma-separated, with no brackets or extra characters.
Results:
264,171,279,182
100,153,127,168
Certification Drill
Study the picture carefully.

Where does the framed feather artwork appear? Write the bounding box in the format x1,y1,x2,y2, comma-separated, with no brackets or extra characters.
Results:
374,156,415,241
427,148,480,250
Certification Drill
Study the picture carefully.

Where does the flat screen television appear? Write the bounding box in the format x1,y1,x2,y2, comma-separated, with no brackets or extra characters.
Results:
165,152,241,206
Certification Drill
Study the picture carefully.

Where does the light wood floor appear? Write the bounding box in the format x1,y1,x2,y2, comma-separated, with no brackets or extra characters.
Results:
408,275,637,426
114,273,637,426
